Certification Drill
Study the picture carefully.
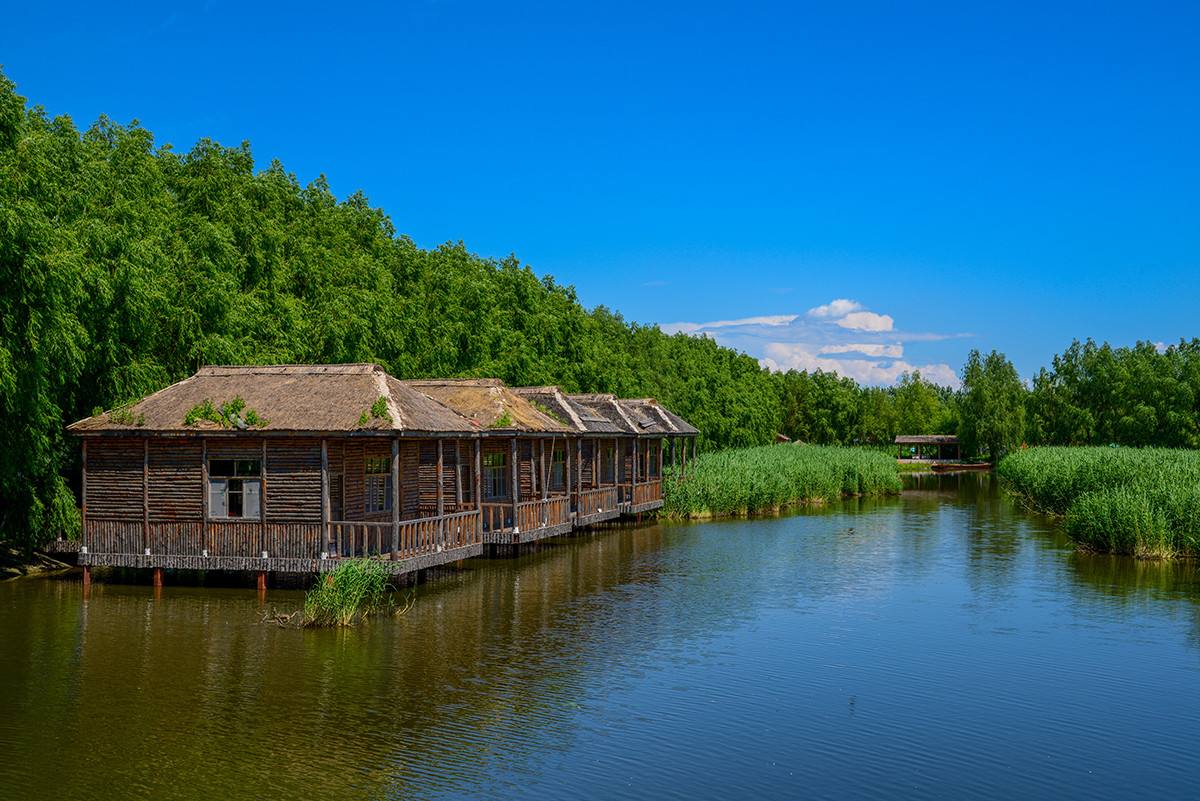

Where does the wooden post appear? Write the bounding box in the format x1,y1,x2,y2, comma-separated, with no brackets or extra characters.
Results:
437,439,445,546
260,439,268,557
510,438,519,531
257,570,267,593
455,441,464,509
81,438,87,552
540,439,548,501
576,437,583,499
202,438,211,556
474,439,482,512
142,438,149,552
681,436,687,479
152,567,163,588
321,439,330,555
391,437,400,556
82,565,91,589
593,438,600,489
658,438,664,479
565,436,572,505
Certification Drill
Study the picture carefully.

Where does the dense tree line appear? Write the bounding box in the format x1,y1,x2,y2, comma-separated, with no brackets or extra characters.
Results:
3,71,1196,548
0,72,782,547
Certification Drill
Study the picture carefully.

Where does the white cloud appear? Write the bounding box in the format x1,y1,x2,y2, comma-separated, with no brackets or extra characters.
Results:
660,314,797,335
659,297,968,388
836,311,894,332
819,343,905,358
761,343,959,388
807,298,862,318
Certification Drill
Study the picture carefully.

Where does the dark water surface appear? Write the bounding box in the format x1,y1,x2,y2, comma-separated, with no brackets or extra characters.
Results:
3,475,1200,800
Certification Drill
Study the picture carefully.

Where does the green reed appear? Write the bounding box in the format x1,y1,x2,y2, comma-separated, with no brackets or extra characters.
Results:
302,559,393,627
998,447,1200,558
662,444,901,519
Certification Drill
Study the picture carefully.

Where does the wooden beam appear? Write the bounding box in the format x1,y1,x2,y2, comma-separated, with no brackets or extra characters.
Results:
320,439,330,555
80,438,87,549
202,438,210,555
593,437,600,488
436,439,445,517
474,438,482,511
566,436,573,500
455,441,464,509
575,436,582,498
391,437,400,555
510,438,519,530
142,438,149,552
261,439,268,556
540,438,548,501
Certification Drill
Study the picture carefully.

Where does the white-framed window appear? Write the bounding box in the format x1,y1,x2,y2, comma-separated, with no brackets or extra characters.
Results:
364,456,392,513
209,459,262,519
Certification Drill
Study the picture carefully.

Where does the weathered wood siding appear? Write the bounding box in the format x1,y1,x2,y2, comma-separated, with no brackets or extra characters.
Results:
148,439,202,521
86,438,142,518
265,439,321,522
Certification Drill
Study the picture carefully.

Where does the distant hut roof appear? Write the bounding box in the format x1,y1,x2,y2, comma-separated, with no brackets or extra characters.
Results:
894,434,959,445
403,379,571,433
562,394,698,436
67,364,477,435
513,387,625,434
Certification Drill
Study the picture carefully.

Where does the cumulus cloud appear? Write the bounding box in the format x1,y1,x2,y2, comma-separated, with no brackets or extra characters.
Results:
836,311,894,331
807,298,862,318
659,297,967,388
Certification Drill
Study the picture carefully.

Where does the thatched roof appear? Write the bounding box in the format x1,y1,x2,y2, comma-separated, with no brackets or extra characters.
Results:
895,434,959,445
67,364,478,435
566,394,698,436
513,387,625,434
403,379,571,433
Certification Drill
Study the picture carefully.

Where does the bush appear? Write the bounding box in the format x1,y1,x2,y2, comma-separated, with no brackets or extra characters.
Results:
302,559,392,627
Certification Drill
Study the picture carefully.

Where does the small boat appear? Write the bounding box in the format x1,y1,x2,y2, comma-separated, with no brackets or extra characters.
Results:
930,462,991,473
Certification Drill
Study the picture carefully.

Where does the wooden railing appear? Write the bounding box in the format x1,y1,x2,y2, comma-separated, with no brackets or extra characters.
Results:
85,519,142,555
632,480,663,506
575,487,619,517
482,503,513,533
330,510,483,559
517,496,571,532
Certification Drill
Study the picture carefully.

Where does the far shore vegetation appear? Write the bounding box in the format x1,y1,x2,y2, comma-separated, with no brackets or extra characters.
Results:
662,445,901,519
5,68,1200,557
999,447,1200,559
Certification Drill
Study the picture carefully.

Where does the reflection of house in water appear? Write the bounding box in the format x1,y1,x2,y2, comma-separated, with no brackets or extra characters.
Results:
66,364,698,583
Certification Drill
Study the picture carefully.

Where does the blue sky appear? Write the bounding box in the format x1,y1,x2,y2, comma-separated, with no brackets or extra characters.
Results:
4,1,1198,386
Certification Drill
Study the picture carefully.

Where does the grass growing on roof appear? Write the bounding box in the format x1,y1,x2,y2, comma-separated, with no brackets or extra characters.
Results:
662,444,901,519
997,446,1200,558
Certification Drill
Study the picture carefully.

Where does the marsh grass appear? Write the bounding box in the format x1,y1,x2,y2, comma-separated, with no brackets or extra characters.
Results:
662,444,901,519
998,447,1200,558
301,559,394,627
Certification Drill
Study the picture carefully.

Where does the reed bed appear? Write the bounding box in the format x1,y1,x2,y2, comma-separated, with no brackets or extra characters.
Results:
301,559,393,627
998,447,1200,558
662,444,901,519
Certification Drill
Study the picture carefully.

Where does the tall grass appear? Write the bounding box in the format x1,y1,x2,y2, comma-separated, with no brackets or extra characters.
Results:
998,447,1200,558
302,559,393,627
662,444,901,519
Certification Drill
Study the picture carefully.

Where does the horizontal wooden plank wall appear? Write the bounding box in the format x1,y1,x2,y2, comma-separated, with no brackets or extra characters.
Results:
148,440,202,521
86,437,142,519
265,439,321,522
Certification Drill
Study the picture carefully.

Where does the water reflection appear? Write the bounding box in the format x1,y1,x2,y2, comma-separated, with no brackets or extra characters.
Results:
2,475,1200,801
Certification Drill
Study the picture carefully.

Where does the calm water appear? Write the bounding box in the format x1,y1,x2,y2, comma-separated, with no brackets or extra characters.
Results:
3,474,1200,800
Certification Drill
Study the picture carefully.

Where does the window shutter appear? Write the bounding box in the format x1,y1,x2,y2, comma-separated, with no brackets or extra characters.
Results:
209,479,228,518
244,479,261,519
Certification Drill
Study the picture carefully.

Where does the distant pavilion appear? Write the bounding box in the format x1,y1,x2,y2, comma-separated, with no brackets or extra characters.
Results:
895,434,960,462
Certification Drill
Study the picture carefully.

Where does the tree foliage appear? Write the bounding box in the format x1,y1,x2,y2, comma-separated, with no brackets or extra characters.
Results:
0,71,782,548
958,350,1026,462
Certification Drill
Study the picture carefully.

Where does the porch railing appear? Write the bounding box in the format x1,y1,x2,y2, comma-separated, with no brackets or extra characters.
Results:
575,487,619,518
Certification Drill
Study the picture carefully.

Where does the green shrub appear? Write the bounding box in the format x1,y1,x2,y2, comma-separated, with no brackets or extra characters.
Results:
662,444,901,519
302,559,392,627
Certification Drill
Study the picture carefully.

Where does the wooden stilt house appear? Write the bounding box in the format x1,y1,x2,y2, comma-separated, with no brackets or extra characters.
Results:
513,387,626,526
401,379,574,545
66,365,700,579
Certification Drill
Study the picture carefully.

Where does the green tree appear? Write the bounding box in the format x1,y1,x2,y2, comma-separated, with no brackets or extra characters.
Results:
958,350,1026,461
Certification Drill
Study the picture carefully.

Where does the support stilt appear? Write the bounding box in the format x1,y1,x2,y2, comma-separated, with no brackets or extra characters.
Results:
257,571,268,593
82,565,91,589
152,567,164,588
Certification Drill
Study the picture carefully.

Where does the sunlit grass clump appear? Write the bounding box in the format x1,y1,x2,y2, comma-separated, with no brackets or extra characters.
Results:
998,447,1200,558
302,559,393,627
662,444,901,519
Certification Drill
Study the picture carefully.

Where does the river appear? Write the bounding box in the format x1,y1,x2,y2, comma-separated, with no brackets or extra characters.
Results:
2,474,1198,800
